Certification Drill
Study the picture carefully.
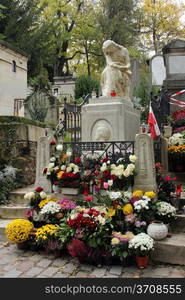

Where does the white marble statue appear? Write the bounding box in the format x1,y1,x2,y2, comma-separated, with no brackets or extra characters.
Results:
100,40,132,99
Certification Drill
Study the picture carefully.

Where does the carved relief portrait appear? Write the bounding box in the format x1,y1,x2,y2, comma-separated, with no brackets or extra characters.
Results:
91,120,112,142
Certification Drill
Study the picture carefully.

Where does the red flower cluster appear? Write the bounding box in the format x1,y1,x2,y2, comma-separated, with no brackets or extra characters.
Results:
35,187,43,193
68,239,88,262
74,157,81,165
68,215,97,231
50,140,57,145
67,208,103,231
62,172,80,180
173,109,185,120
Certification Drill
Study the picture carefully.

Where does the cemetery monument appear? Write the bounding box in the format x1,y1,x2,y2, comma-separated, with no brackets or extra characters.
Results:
81,40,140,142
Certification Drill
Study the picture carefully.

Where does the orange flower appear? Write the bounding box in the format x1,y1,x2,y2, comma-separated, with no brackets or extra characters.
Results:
57,171,64,179
60,154,68,162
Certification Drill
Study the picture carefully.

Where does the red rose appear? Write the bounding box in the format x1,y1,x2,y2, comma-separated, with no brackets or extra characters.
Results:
35,187,43,193
94,170,100,176
85,196,93,202
103,170,110,178
111,174,117,181
102,158,109,163
74,157,81,164
50,140,57,145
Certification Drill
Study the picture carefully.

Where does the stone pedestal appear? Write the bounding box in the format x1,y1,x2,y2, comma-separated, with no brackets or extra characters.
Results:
134,134,157,192
81,97,140,142
34,136,53,192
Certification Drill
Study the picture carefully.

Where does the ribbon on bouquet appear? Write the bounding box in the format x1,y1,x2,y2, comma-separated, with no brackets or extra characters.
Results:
169,89,185,107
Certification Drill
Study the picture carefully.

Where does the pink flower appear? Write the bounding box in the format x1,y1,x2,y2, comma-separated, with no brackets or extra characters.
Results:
85,170,91,176
85,196,93,202
103,182,109,189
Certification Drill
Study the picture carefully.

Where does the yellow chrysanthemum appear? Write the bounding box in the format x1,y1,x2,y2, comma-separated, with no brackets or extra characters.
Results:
35,224,58,242
5,219,34,243
108,207,116,217
57,171,64,179
111,237,120,245
144,191,156,199
123,204,133,215
39,198,58,209
132,190,143,198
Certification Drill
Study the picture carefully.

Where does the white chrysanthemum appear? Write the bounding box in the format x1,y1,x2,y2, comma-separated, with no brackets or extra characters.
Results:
61,165,66,171
48,163,55,171
50,157,56,162
24,192,35,201
128,233,154,251
129,155,137,163
109,191,122,200
108,180,113,187
134,198,150,211
169,133,185,146
40,202,61,215
156,201,176,217
40,191,47,199
56,144,63,152
66,167,72,172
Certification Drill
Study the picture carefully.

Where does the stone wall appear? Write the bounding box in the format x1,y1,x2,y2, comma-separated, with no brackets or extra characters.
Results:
0,116,45,187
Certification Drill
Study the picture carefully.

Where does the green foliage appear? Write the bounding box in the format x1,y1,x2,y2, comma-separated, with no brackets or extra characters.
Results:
99,0,140,47
57,223,74,246
26,91,49,123
133,65,160,123
75,75,100,99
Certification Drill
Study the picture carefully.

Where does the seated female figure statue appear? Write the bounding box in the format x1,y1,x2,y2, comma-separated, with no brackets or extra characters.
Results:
100,40,132,100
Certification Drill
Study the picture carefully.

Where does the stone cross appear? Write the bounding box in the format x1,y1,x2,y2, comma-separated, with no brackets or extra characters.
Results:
34,136,53,192
134,134,157,192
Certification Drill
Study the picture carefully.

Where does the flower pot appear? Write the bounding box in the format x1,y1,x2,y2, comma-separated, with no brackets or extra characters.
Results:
16,241,29,250
136,256,149,269
147,221,168,240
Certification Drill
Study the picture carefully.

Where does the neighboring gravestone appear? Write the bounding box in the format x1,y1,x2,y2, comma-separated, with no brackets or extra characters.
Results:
134,134,157,192
35,136,52,192
150,55,166,86
162,39,185,112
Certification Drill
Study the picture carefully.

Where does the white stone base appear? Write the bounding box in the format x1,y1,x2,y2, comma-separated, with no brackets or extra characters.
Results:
61,188,79,195
81,97,140,141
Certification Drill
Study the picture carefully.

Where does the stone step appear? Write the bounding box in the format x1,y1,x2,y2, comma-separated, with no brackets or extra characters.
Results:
0,206,27,219
171,214,185,233
151,233,185,265
0,219,12,241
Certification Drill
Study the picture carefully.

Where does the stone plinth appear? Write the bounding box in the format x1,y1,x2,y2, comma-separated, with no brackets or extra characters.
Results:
134,134,157,192
81,97,140,142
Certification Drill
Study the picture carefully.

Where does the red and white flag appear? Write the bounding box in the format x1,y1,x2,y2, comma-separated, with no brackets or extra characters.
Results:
148,104,160,139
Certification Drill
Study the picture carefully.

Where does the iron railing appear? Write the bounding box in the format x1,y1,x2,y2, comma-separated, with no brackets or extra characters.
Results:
63,141,135,163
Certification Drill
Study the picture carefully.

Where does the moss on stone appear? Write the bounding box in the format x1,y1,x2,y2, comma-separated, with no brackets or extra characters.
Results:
0,116,45,128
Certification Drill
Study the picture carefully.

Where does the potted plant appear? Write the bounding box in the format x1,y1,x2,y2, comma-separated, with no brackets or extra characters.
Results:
5,219,34,249
155,201,176,224
128,233,154,268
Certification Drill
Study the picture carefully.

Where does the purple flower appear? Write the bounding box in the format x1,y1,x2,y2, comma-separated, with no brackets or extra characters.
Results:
135,220,146,228
58,198,77,210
